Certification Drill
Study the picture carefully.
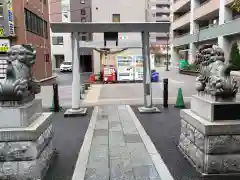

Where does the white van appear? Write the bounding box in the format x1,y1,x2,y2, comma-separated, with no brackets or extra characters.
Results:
60,61,72,72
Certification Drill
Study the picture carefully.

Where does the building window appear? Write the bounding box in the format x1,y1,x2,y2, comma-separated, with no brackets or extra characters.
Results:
63,12,68,19
44,20,48,38
81,17,86,22
156,12,168,17
61,4,69,12
81,9,86,15
52,36,64,45
39,19,43,36
80,35,87,41
0,3,4,19
32,14,37,33
24,8,47,38
25,10,31,31
112,14,120,22
45,54,50,62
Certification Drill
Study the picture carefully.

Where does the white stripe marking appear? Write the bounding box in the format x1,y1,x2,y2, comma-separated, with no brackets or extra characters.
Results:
71,107,99,180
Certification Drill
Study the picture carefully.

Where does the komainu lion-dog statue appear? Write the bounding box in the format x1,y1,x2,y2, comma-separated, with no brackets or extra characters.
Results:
0,44,40,105
194,44,238,100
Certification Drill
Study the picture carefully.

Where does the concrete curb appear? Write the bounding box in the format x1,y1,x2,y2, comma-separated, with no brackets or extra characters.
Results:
71,106,99,180
39,75,58,83
126,105,175,180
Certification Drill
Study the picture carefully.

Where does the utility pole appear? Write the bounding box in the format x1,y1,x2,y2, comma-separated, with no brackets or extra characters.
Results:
165,32,169,71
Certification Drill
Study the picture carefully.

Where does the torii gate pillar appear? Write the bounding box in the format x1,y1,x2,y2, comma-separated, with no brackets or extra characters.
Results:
64,32,87,117
138,31,160,113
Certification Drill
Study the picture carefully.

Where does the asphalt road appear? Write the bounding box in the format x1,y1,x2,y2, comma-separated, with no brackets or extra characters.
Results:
41,71,91,86
132,105,240,180
44,107,93,180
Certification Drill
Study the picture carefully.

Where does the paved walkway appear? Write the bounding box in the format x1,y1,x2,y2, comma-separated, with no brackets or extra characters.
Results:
72,105,174,180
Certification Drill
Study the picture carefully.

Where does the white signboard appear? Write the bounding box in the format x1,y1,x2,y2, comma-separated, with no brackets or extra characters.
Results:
0,39,10,52
116,55,134,81
134,55,143,80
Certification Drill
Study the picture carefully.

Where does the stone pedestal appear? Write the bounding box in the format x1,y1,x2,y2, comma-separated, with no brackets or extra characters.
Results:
0,99,42,127
0,99,55,179
179,95,240,176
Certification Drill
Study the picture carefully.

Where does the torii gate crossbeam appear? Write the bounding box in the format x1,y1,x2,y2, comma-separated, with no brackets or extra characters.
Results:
50,22,170,116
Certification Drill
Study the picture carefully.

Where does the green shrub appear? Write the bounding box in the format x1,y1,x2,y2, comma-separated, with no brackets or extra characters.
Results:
183,64,200,72
229,42,240,70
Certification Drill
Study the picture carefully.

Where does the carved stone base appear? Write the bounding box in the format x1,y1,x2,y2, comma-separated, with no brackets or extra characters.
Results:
0,140,55,180
0,112,55,179
0,99,43,127
179,109,240,175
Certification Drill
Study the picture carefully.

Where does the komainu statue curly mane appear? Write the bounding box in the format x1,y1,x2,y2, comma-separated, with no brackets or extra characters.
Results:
0,44,41,105
194,44,238,100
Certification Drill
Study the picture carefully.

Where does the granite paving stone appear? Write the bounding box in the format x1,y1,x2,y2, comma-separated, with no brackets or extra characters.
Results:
93,129,109,136
121,120,139,134
110,158,135,180
97,114,108,121
127,143,153,167
109,146,130,159
124,134,143,143
87,146,108,168
109,121,122,131
85,167,109,180
109,131,126,147
133,165,161,180
91,135,108,147
84,105,161,180
95,120,108,129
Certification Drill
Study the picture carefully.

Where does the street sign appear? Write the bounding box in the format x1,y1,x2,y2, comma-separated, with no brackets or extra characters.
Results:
0,28,4,37
0,39,10,52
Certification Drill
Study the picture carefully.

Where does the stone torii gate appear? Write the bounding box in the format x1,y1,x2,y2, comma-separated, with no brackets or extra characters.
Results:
50,22,170,116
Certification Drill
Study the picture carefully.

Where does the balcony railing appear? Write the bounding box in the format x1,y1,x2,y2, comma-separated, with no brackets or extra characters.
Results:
194,0,220,20
172,12,190,30
150,0,170,5
225,0,234,5
172,0,190,12
172,18,240,47
155,8,170,13
155,15,170,21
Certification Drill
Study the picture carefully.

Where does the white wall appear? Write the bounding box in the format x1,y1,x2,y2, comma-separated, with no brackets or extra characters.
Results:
91,0,146,73
51,32,72,69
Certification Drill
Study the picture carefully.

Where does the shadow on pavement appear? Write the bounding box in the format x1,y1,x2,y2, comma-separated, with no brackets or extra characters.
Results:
131,105,240,180
43,107,93,180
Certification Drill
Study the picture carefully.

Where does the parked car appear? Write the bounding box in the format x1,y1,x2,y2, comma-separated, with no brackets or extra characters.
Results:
60,61,72,72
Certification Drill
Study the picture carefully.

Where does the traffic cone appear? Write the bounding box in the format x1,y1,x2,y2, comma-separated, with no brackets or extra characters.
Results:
175,88,185,108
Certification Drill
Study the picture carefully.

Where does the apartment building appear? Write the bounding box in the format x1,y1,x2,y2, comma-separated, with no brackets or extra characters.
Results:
170,0,240,66
147,0,171,67
91,0,146,74
0,0,52,80
49,0,93,72
49,0,72,70
70,0,93,72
